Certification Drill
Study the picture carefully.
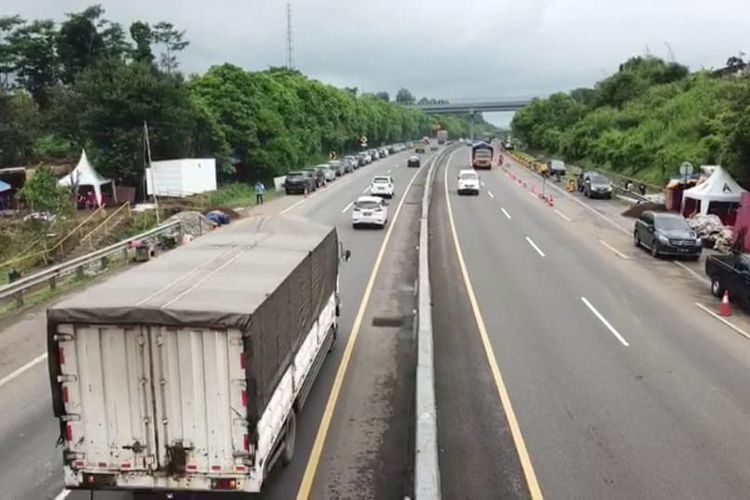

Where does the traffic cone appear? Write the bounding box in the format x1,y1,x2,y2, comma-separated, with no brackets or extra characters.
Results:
719,290,732,316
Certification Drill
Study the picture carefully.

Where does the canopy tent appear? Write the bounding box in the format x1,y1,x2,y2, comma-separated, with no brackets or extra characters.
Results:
58,150,115,207
0,179,10,193
682,165,747,217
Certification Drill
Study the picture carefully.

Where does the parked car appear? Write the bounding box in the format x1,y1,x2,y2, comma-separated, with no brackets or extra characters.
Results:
582,172,613,199
388,145,397,154
320,165,337,182
352,195,388,229
378,147,388,158
633,211,702,259
706,253,750,303
356,152,368,166
284,170,316,194
346,155,360,169
457,169,480,195
547,159,566,177
342,158,355,173
369,149,380,161
407,155,421,168
327,160,345,176
304,166,327,188
370,176,395,198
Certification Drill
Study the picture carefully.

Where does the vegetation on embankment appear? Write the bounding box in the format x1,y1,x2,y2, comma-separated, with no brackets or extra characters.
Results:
0,5,494,188
511,56,750,185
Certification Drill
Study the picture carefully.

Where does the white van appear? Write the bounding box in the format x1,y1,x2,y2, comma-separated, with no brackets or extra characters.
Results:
457,169,480,195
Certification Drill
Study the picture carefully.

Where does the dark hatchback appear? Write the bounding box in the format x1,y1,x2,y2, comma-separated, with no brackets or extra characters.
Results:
407,155,420,168
284,171,316,194
634,211,702,259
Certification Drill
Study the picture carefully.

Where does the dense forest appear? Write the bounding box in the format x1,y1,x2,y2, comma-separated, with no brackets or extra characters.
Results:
0,5,493,189
511,56,750,184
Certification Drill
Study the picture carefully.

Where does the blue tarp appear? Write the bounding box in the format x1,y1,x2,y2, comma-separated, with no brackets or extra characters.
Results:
0,180,10,193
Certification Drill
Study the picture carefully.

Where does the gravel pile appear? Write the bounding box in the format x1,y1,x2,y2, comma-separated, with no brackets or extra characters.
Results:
167,210,216,236
687,214,733,251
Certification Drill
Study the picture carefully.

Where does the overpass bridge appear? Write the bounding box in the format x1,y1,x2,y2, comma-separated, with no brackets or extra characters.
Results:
412,99,532,114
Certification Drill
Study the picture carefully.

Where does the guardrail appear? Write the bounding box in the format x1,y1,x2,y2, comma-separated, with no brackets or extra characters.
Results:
0,220,181,309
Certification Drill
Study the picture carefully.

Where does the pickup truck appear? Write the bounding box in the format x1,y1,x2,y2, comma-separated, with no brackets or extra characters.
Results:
705,252,750,304
48,215,349,495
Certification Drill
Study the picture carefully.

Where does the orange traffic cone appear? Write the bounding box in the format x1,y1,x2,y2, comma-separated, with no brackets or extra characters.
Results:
719,290,732,316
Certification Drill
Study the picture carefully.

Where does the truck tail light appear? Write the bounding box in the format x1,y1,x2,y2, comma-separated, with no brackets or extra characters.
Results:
211,478,238,490
241,390,248,407
59,347,65,365
66,423,73,442
62,386,69,403
243,434,250,452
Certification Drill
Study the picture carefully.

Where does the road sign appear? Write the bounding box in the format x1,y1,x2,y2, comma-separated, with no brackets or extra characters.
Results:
329,151,337,160
679,161,694,176
360,135,367,144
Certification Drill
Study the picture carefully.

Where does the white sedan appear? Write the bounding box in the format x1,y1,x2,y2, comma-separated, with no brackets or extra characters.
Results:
370,176,395,198
457,169,480,195
352,196,388,228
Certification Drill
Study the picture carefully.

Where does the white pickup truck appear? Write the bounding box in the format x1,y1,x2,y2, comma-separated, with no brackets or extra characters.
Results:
47,215,348,494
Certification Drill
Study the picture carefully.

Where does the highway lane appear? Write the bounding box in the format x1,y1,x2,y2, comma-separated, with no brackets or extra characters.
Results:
0,147,436,500
432,148,750,498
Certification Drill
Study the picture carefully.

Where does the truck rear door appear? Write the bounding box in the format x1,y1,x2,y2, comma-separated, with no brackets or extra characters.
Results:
150,326,248,474
58,324,158,471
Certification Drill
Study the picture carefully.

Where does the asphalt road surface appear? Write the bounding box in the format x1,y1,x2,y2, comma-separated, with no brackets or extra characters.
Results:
0,147,438,500
430,147,750,498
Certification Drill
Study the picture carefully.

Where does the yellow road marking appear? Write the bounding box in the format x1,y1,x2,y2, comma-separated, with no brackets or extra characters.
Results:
296,160,426,499
443,153,544,499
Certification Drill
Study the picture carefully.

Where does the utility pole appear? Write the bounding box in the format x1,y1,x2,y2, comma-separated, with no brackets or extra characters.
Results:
285,2,295,70
144,121,160,224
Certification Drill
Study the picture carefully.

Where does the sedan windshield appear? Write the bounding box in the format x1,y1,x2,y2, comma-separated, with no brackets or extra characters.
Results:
460,173,478,180
590,175,609,184
373,177,389,184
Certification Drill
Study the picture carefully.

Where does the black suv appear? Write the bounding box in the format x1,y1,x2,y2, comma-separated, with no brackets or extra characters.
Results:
580,172,613,199
284,171,316,194
634,211,702,259
407,155,420,168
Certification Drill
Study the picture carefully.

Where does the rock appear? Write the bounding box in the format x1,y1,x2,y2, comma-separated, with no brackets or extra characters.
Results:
167,210,216,236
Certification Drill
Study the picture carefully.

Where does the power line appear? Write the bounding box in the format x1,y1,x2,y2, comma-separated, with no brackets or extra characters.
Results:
286,2,294,69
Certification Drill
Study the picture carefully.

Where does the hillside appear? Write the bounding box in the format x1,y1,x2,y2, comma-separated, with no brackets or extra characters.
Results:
511,56,750,185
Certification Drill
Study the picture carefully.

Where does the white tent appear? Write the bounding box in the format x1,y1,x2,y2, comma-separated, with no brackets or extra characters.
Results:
58,150,116,207
682,165,747,215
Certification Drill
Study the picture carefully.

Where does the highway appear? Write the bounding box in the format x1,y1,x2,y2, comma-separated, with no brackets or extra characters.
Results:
0,147,437,500
430,147,750,498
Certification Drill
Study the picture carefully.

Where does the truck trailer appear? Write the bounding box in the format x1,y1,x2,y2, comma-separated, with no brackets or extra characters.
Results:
436,130,448,145
47,215,346,494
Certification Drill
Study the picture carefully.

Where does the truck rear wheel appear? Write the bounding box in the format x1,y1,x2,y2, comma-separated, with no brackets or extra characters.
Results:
282,411,297,465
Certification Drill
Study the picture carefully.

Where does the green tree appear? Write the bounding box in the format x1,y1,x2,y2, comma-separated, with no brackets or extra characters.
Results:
18,165,71,215
9,20,59,106
0,90,39,167
0,15,24,89
152,21,189,73
396,87,415,105
374,91,389,102
129,21,154,63
56,5,106,83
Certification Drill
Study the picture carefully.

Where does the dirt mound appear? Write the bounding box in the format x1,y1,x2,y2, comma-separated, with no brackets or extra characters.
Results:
204,206,241,219
621,201,668,218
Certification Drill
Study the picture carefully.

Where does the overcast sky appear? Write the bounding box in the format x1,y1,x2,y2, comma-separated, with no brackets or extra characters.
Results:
5,0,747,126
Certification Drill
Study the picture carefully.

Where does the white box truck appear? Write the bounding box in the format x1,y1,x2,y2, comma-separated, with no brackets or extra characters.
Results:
47,215,347,494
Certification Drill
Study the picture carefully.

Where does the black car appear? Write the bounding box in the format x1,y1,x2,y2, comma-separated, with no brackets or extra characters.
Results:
581,172,613,199
407,155,420,168
284,171,316,194
633,211,702,259
303,167,327,188
706,253,750,304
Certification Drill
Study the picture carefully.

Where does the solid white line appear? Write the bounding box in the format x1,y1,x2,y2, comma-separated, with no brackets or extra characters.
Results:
53,489,71,500
527,191,537,199
501,208,511,220
674,261,710,285
0,353,48,389
525,236,546,257
695,303,750,341
387,169,392,174
279,196,308,215
599,240,629,259
341,201,353,213
362,186,370,194
488,191,495,199
580,297,630,346
554,209,572,222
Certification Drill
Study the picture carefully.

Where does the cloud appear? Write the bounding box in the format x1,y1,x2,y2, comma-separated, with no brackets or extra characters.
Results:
4,0,747,127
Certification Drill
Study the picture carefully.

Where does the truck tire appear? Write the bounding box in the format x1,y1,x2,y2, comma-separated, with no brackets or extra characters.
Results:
711,277,724,298
282,411,297,465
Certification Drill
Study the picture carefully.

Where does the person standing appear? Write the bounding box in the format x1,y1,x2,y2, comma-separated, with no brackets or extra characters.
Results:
255,180,265,205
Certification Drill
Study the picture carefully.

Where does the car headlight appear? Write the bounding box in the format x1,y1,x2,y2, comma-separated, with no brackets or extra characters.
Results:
657,234,669,244
695,238,702,247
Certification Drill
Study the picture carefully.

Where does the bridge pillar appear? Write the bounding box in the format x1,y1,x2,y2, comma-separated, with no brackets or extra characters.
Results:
469,109,475,142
